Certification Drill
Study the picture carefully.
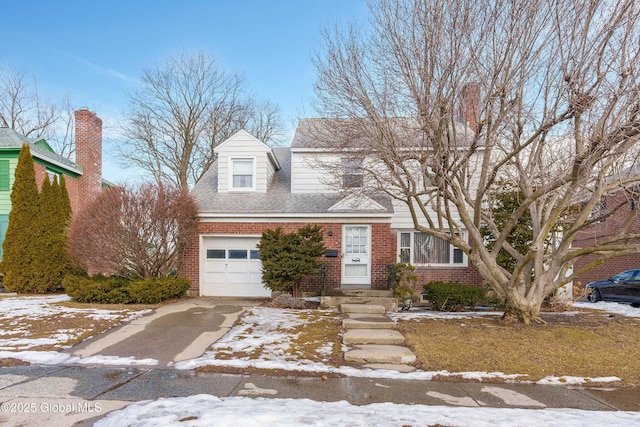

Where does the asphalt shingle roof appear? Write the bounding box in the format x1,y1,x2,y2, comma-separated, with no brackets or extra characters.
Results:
192,146,393,216
0,127,81,174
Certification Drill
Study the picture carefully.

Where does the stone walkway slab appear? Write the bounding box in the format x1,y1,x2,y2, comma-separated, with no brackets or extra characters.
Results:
342,313,396,329
340,303,386,315
344,345,417,364
343,329,405,345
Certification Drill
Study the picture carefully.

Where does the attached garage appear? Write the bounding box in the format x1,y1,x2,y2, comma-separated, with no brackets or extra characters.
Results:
200,236,270,297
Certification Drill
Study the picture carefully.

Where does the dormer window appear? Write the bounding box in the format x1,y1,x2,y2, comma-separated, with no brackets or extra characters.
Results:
231,158,255,191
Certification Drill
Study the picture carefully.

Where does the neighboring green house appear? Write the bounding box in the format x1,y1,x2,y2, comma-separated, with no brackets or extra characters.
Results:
0,109,105,258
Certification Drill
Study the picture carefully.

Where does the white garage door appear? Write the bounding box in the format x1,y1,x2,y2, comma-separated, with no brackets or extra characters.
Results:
201,236,270,297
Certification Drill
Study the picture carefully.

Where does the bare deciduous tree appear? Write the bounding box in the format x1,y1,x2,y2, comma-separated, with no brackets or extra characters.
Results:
0,65,76,159
311,0,640,323
119,51,284,190
68,183,199,279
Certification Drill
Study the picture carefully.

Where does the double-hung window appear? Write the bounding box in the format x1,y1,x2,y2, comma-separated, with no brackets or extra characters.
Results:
231,158,255,191
342,158,363,188
399,231,466,266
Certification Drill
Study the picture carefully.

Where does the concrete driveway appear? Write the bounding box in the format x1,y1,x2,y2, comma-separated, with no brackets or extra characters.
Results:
68,297,262,367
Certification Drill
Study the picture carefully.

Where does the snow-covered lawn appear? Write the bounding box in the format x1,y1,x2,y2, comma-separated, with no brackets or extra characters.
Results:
0,294,152,365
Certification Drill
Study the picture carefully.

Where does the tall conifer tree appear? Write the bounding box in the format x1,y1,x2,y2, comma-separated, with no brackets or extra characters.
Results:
1,144,40,292
31,176,56,292
59,175,72,220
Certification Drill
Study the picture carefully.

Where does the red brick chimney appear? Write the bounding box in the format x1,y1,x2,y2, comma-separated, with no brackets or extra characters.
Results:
460,83,481,132
74,108,103,212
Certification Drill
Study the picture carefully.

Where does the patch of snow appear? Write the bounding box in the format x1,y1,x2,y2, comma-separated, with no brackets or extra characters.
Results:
573,301,640,318
389,308,502,321
537,376,621,385
74,355,159,366
0,350,158,366
93,395,640,427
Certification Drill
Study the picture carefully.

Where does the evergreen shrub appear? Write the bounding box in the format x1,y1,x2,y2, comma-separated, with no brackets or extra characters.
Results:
423,281,486,311
63,275,190,304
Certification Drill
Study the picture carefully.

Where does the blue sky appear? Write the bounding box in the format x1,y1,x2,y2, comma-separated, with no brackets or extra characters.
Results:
0,0,369,181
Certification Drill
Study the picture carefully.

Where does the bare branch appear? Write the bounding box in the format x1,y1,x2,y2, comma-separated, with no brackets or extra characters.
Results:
311,0,640,323
119,51,284,189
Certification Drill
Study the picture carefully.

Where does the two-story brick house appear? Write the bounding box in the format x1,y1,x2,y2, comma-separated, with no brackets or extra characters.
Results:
184,122,482,297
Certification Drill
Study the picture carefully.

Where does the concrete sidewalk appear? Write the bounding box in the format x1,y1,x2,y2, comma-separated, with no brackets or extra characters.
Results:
0,365,637,426
68,297,261,367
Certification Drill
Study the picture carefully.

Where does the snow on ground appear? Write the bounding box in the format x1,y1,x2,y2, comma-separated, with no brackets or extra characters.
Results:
94,394,640,427
1,295,638,425
173,305,622,384
0,295,637,378
0,294,154,366
572,300,640,318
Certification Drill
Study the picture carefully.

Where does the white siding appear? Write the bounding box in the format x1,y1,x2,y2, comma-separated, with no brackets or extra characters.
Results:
291,151,340,194
216,131,277,193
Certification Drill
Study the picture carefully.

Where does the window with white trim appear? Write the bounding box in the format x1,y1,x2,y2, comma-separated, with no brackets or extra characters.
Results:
231,158,255,190
398,231,466,266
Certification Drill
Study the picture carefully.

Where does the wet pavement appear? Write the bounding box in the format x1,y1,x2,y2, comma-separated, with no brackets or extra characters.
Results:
0,365,637,426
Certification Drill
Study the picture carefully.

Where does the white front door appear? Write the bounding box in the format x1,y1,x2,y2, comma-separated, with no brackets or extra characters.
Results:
342,225,371,286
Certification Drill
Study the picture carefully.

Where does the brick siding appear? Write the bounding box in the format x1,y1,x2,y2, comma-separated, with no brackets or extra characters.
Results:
74,109,103,213
573,188,640,285
184,221,394,294
185,221,485,295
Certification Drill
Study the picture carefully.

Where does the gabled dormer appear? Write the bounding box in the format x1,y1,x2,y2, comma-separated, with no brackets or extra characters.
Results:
216,130,280,193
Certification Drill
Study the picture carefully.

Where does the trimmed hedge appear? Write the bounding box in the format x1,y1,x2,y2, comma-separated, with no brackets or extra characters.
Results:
423,281,486,311
63,275,190,304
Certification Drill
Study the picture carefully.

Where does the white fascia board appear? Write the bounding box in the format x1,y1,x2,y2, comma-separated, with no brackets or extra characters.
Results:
31,152,83,175
291,146,485,154
198,214,392,223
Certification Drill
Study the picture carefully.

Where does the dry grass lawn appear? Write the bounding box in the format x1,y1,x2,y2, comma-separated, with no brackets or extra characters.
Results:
397,309,640,386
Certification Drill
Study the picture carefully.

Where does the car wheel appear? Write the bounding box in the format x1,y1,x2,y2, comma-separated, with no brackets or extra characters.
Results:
588,288,601,303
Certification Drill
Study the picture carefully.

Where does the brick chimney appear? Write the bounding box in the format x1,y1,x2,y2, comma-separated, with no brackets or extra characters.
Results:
74,108,103,212
460,83,481,132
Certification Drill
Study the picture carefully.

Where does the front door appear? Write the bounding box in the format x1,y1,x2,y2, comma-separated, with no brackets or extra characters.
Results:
342,225,371,287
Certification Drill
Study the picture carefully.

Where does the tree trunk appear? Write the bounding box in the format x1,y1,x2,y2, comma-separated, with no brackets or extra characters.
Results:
292,282,300,299
501,293,543,325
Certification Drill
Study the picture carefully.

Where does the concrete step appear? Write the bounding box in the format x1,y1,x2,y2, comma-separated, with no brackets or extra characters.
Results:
363,363,416,373
325,289,393,297
340,303,386,315
322,296,397,312
343,328,405,345
344,345,417,364
342,313,396,329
